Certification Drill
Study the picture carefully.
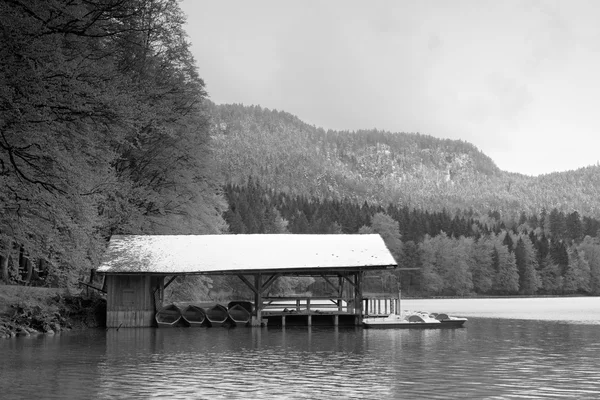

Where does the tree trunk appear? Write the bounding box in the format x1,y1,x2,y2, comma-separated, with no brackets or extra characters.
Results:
24,258,33,284
0,253,8,284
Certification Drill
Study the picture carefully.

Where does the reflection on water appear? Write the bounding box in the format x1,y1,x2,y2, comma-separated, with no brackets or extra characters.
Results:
2,298,600,399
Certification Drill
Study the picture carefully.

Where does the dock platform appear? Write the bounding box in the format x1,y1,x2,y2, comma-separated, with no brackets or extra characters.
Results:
258,296,399,327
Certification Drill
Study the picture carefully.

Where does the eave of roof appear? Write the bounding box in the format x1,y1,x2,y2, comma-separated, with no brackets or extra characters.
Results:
97,234,398,275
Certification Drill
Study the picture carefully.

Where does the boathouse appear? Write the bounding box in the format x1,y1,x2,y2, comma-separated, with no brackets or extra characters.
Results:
97,234,398,328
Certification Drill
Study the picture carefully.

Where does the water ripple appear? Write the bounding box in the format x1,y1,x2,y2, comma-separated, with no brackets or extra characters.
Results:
3,315,600,399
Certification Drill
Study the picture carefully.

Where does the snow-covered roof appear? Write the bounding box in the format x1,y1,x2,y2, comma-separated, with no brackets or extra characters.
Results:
97,234,397,275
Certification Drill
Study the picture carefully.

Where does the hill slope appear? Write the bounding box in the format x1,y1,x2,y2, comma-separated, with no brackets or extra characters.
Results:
209,103,600,218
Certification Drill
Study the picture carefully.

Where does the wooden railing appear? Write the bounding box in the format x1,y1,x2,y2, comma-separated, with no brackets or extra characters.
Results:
261,296,351,314
260,296,400,316
363,297,398,316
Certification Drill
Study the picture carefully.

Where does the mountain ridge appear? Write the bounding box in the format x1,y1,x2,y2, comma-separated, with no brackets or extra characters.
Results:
208,102,600,218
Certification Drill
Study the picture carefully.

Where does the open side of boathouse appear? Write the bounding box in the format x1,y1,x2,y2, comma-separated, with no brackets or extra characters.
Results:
96,234,399,328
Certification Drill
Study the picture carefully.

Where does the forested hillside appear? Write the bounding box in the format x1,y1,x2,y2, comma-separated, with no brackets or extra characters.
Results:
222,179,600,297
0,1,226,287
211,104,600,297
209,103,600,219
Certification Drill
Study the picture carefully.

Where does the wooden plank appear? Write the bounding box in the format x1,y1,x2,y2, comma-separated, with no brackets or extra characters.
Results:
107,311,154,328
105,275,154,328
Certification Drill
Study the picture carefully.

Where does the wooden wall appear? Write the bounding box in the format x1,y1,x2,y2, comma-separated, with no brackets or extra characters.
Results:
106,275,163,328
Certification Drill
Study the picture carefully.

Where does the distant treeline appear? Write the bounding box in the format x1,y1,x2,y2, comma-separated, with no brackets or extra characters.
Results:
223,178,600,296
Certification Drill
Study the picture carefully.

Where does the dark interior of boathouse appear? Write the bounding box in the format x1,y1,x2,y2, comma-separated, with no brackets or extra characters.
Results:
97,234,407,328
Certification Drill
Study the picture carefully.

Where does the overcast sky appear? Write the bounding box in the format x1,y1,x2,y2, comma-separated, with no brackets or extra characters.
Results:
180,0,600,176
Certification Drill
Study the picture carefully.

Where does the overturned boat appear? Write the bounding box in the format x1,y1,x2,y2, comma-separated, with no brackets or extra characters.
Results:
205,304,230,327
228,304,251,327
181,305,207,327
155,304,184,328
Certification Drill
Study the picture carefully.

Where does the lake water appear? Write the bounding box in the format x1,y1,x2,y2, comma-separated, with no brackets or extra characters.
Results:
2,297,600,399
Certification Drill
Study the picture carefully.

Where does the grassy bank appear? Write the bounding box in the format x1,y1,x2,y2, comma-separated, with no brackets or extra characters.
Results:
0,285,106,339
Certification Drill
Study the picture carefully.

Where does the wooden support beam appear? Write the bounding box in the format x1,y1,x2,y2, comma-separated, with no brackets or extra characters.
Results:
254,274,262,323
338,276,344,311
262,273,281,292
152,276,165,312
320,274,339,292
354,271,364,325
237,274,258,295
78,280,107,294
339,273,355,288
164,276,178,289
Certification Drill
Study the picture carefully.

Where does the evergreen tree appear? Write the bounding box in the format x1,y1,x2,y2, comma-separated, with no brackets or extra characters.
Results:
515,236,540,294
470,235,495,293
515,238,527,290
583,216,600,238
578,236,600,295
419,235,444,295
539,254,563,294
290,212,310,233
224,209,247,234
563,248,590,294
447,237,474,295
529,214,539,230
370,212,404,263
491,242,519,294
540,208,549,235
550,239,570,275
502,231,514,253
565,211,583,243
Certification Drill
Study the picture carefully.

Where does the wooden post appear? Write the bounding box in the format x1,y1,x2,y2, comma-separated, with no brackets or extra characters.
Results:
333,315,339,326
354,271,364,325
338,275,344,311
307,314,312,326
397,289,401,316
282,315,286,327
254,274,262,324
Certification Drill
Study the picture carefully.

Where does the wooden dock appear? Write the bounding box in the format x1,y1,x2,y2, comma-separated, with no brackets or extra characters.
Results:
258,296,400,327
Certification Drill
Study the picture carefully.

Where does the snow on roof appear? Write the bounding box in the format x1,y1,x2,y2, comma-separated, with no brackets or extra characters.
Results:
97,234,397,275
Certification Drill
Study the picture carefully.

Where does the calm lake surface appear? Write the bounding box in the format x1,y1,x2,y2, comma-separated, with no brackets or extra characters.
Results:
2,297,600,399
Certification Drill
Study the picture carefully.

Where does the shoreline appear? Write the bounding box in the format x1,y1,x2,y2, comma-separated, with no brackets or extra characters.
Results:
0,285,106,339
